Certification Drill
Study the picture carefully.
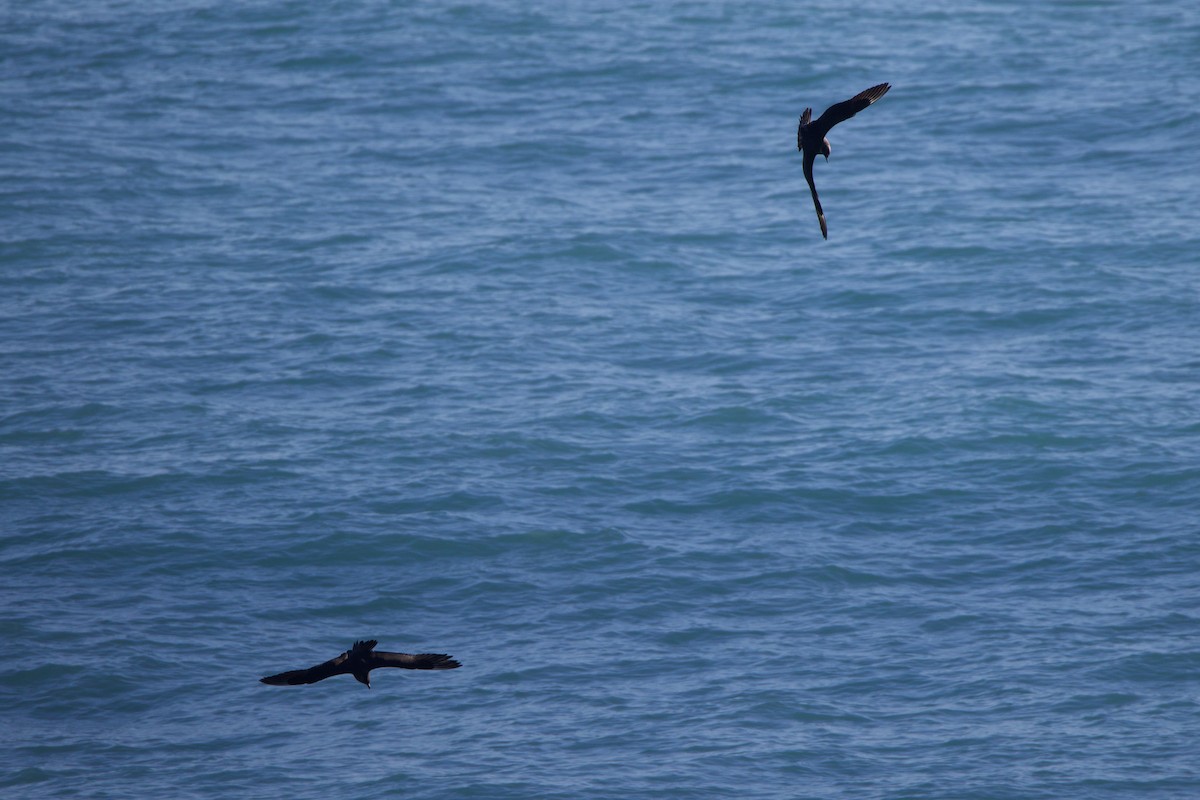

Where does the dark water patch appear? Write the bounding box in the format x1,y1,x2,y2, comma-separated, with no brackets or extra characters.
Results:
1094,651,1200,683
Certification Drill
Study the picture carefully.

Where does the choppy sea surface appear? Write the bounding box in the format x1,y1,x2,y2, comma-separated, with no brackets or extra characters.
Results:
3,2,1200,798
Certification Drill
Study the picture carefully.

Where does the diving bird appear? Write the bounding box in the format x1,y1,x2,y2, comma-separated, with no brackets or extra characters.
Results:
260,640,461,688
797,82,891,239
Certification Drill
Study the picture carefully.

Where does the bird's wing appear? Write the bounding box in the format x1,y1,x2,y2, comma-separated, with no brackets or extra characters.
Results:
813,83,890,138
802,150,828,240
797,108,811,151
260,651,351,685
368,651,462,670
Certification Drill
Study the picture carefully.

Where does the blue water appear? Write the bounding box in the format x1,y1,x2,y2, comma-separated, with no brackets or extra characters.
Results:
3,1,1200,797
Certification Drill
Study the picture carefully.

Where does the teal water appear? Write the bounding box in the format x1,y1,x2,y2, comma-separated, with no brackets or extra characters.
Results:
3,2,1200,798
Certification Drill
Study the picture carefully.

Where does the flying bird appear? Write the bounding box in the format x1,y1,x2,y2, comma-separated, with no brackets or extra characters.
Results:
260,640,461,688
797,83,891,239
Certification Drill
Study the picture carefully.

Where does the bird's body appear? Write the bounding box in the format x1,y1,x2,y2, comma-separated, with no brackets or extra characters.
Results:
260,640,461,688
797,83,891,239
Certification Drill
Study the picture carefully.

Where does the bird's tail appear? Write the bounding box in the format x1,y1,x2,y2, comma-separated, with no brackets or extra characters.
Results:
806,173,828,240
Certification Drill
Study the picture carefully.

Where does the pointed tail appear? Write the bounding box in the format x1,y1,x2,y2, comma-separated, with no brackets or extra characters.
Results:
803,156,828,240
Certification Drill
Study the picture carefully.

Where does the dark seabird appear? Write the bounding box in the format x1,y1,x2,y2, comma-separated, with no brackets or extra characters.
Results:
260,640,461,688
797,83,891,239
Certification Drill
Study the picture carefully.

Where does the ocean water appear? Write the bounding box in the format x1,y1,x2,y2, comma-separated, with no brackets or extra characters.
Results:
3,1,1200,797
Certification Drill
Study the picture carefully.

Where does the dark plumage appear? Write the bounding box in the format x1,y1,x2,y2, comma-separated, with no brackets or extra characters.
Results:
260,640,461,688
797,83,891,239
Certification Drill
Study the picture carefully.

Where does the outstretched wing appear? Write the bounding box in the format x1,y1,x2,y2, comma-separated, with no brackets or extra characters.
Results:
260,651,351,685
797,107,812,152
368,651,462,670
802,150,828,240
813,83,890,138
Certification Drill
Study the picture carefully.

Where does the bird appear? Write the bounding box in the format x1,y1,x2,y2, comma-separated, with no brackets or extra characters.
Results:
797,83,891,239
260,640,461,688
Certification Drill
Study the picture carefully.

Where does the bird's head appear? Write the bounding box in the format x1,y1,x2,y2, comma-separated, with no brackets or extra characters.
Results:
821,138,831,161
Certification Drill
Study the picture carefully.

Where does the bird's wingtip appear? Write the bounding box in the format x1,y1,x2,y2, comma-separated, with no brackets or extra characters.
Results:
423,654,462,669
